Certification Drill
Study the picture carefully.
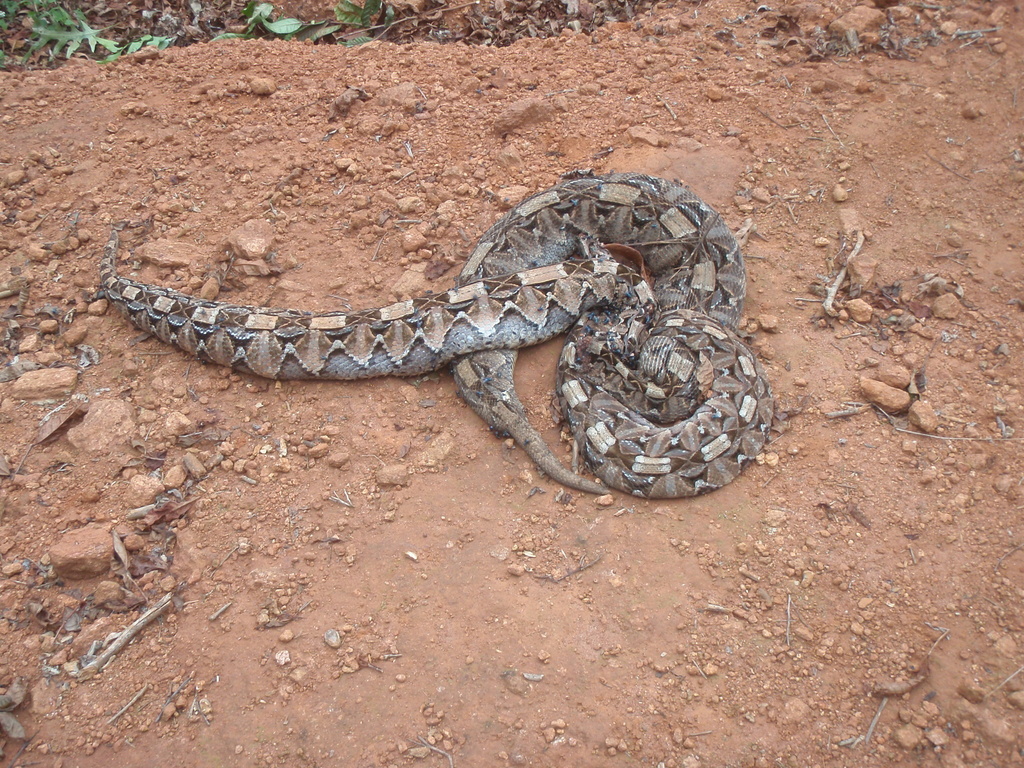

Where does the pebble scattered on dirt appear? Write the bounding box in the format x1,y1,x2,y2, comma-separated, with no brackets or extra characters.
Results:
1,0,1023,766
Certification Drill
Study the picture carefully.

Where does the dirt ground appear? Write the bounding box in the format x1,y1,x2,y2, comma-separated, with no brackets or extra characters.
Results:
1,1,1023,766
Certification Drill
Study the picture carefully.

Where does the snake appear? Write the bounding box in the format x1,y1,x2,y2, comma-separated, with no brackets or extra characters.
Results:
99,171,773,498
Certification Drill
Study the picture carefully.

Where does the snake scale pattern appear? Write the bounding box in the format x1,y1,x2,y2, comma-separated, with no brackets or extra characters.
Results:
100,172,773,498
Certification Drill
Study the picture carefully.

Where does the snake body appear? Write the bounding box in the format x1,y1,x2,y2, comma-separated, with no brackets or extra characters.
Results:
100,172,773,498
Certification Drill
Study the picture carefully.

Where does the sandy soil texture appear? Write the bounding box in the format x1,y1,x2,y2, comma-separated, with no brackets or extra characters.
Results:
1,1,1023,766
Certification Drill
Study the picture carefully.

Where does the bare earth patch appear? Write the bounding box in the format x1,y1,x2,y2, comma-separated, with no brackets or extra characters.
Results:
1,1,1023,766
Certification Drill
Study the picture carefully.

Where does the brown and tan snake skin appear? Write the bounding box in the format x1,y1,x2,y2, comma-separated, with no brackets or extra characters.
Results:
100,171,773,498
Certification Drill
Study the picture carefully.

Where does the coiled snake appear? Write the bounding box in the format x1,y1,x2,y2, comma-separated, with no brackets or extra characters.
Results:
100,172,773,498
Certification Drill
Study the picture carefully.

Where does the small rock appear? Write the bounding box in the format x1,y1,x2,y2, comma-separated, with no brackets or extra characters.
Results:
24,243,48,262
757,314,780,333
3,169,27,187
326,451,351,468
391,262,428,300
595,494,614,507
375,81,421,112
401,228,428,254
493,98,552,134
1007,691,1024,710
136,239,195,269
994,474,1015,495
828,6,886,37
975,710,1016,747
127,473,165,505
93,580,124,605
908,401,939,434
831,184,849,202
199,278,220,300
626,126,669,147
324,629,343,648
960,104,982,120
864,364,912,390
19,336,43,354
892,723,921,750
62,322,90,346
163,463,187,489
993,634,1018,658
924,727,948,747
250,77,277,96
845,298,873,323
489,133,525,163
705,86,725,101
67,399,136,453
416,432,455,469
164,411,195,436
49,524,112,580
859,377,910,413
779,697,811,724
10,367,78,401
393,196,421,215
182,453,206,478
957,681,985,703
376,464,409,488
502,672,530,696
29,678,59,715
225,219,275,260
931,293,961,319
846,252,878,289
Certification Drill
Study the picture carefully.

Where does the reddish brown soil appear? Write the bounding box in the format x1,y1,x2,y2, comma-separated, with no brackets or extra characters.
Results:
1,2,1023,766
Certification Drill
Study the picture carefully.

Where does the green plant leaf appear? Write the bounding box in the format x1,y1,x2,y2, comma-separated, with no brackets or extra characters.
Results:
244,2,276,23
98,34,174,63
29,8,117,60
293,21,343,41
335,0,370,26
262,16,304,35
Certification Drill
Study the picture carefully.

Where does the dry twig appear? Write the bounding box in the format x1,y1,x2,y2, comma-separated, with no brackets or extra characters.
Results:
532,554,603,583
77,593,173,679
864,697,887,744
107,684,150,725
995,542,1024,572
415,736,455,768
823,231,865,317
984,664,1023,700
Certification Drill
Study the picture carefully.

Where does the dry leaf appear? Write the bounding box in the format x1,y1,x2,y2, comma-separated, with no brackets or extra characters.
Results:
140,497,198,529
0,710,25,740
112,530,130,570
235,259,284,277
0,677,27,710
36,394,89,443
